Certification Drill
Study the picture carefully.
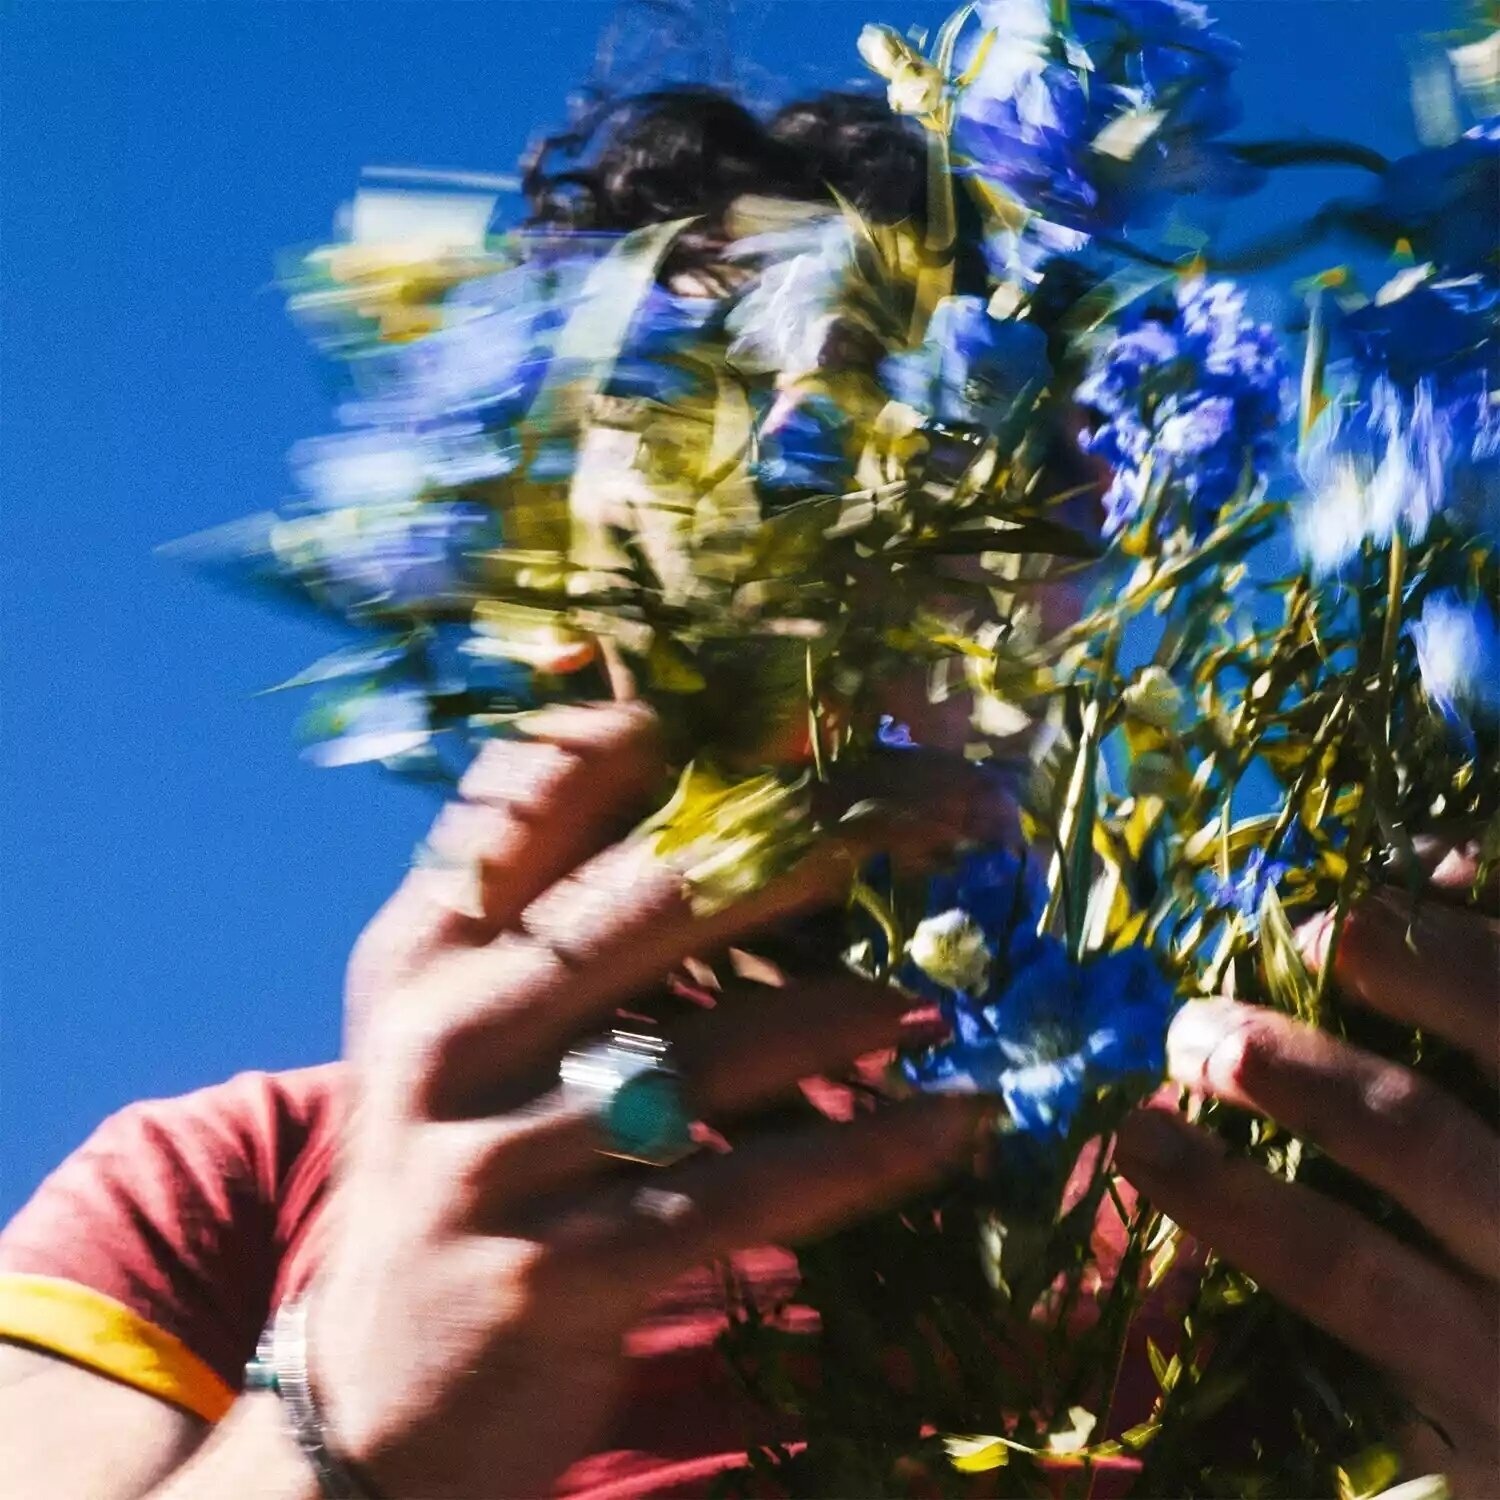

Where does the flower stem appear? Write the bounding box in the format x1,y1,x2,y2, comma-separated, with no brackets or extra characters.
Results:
1044,621,1120,958
1313,532,1408,1020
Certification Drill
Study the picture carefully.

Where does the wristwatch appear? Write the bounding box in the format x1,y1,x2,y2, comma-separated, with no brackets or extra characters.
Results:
244,1299,381,1500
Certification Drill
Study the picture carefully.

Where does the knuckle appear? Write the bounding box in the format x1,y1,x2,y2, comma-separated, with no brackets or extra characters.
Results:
445,1129,523,1227
1360,1069,1478,1189
424,799,511,863
576,699,662,757
346,905,408,997
368,1002,461,1107
394,941,570,1106
523,845,682,955
556,702,665,803
1359,1063,1434,1135
458,740,580,813
1213,1018,1283,1096
508,1240,562,1305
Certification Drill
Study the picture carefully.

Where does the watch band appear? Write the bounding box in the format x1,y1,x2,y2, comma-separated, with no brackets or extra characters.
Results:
245,1298,381,1500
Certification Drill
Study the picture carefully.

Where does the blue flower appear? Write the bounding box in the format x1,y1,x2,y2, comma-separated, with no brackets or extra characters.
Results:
929,847,1048,961
345,253,721,440
1337,274,1500,393
876,715,918,748
983,217,1093,289
607,282,725,403
1205,846,1289,931
271,495,499,615
956,51,1102,234
303,686,432,768
957,0,1250,236
372,258,588,428
1076,278,1290,537
1294,378,1456,574
1409,590,1500,731
882,296,1051,432
1296,272,1500,568
754,394,856,499
1084,2,1240,108
903,934,1177,1139
1371,118,1500,276
899,848,1173,1138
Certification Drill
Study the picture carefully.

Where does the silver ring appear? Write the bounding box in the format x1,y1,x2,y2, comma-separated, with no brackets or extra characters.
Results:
559,1030,696,1167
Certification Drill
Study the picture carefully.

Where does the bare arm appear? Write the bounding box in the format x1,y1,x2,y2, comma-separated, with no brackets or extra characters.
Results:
2,707,991,1500
0,1344,203,1500
0,1344,318,1500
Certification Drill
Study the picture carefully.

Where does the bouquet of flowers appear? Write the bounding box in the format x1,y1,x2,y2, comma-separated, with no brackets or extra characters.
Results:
180,1,1498,1493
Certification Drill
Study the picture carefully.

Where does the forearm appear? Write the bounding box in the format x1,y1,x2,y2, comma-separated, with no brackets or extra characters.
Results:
148,1396,322,1500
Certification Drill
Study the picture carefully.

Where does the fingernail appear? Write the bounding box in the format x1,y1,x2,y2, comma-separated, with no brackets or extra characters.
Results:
1165,997,1242,1087
1115,1110,1188,1175
1294,906,1336,973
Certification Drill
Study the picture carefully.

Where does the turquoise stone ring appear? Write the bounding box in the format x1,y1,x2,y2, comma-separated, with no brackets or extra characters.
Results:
559,1030,696,1166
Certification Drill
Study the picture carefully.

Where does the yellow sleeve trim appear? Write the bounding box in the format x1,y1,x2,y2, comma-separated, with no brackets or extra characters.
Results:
0,1272,236,1421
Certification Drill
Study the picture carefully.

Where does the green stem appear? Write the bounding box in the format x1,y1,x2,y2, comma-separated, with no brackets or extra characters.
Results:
1377,530,1408,744
1300,291,1330,443
1313,533,1409,1020
804,643,826,785
1043,623,1120,957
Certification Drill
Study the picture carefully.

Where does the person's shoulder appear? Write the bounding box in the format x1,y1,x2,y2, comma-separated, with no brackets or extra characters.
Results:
75,1062,346,1201
147,1061,346,1145
128,1060,345,1125
0,1062,349,1419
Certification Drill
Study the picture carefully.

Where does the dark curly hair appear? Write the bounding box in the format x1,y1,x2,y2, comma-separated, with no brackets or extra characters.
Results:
522,87,927,242
519,84,993,293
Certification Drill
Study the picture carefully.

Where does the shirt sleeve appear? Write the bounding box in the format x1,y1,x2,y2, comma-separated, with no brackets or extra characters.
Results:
0,1069,331,1421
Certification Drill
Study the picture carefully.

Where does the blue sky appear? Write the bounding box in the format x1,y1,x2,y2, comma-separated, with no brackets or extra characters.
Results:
1,0,1440,1217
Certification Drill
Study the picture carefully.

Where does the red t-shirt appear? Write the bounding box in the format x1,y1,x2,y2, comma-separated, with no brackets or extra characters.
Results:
0,1066,1165,1497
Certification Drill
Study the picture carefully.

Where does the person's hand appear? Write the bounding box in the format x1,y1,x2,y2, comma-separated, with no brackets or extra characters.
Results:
309,702,994,1500
1115,853,1500,1493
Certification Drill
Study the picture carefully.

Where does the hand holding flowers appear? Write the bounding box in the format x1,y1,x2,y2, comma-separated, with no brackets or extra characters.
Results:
185,1,1500,1491
1121,856,1499,1496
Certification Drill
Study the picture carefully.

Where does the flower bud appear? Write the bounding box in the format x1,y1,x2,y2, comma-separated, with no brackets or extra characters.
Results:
909,909,993,995
886,60,946,117
857,23,914,79
1122,666,1185,730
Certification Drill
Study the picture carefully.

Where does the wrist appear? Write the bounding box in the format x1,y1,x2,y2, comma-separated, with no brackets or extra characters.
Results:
246,1299,383,1500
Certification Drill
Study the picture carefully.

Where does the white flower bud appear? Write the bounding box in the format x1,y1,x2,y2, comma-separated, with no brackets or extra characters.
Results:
857,23,913,79
1122,666,1185,730
886,60,946,116
909,909,992,995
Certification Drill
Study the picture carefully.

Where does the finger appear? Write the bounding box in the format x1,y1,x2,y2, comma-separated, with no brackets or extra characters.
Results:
405,803,968,1117
1115,1106,1500,1437
354,702,665,976
1165,998,1500,1280
1300,890,1500,1075
436,974,934,1214
1384,831,1499,912
584,1095,993,1304
672,972,931,1116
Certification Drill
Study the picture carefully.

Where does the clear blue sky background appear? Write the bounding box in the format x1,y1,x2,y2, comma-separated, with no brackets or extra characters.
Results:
0,0,1444,1218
